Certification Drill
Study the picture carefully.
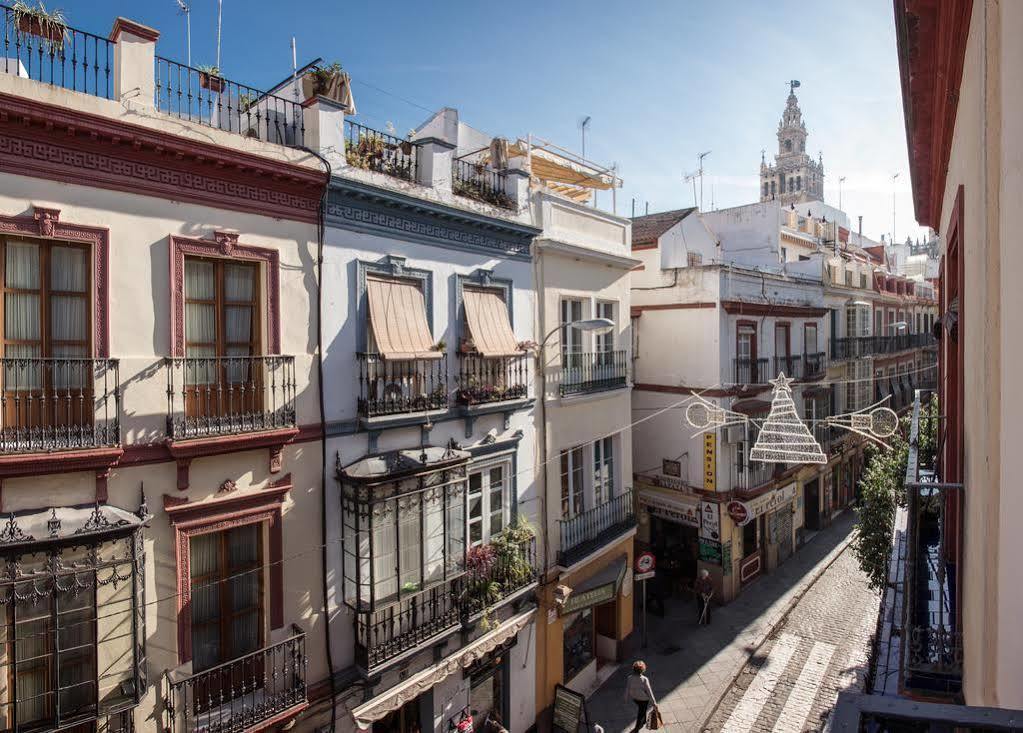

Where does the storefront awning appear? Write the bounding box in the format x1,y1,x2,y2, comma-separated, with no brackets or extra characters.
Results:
561,554,628,615
351,608,536,729
366,277,441,360
463,288,520,357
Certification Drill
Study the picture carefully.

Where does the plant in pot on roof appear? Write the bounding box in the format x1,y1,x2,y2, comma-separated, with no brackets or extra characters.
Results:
302,61,347,103
196,64,225,93
12,1,68,52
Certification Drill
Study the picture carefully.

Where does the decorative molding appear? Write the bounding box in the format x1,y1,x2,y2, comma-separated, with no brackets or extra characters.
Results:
166,426,299,491
218,479,238,494
0,447,123,479
169,480,292,663
169,234,281,356
109,17,160,42
0,207,110,357
631,302,716,313
327,179,536,262
356,255,434,351
0,93,322,224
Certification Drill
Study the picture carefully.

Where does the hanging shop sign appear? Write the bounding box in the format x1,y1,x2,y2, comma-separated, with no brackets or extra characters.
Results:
704,433,717,490
699,500,721,541
698,538,722,565
639,492,700,527
726,500,751,527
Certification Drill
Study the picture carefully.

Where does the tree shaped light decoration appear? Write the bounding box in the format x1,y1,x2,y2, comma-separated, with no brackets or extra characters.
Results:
750,373,827,464
825,397,900,449
684,395,749,437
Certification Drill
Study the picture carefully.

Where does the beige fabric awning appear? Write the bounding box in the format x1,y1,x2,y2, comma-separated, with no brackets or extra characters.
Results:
463,288,520,357
366,277,441,360
352,608,536,729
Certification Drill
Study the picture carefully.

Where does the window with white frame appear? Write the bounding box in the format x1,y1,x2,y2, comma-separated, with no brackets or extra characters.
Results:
595,301,615,355
468,458,511,546
560,298,584,366
593,437,614,506
560,446,585,518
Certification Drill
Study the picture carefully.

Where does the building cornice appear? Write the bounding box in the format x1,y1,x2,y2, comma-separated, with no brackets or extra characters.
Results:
535,238,642,270
721,300,828,318
0,92,323,223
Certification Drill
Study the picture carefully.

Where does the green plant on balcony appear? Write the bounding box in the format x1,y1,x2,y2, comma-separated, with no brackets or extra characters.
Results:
346,131,413,179
196,64,225,93
238,92,258,112
12,1,67,51
453,172,514,209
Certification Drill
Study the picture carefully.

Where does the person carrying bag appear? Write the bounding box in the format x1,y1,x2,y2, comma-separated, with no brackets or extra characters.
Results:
623,660,659,732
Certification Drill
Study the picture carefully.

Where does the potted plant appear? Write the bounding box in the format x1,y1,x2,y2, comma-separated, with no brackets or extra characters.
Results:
12,1,67,51
238,91,257,112
196,64,225,93
302,61,347,102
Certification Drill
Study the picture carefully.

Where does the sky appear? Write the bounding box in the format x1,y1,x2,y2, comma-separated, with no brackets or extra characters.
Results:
65,0,925,243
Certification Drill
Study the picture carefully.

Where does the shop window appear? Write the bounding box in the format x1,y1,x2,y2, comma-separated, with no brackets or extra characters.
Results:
560,446,585,518
562,608,594,682
189,524,264,672
593,437,614,506
468,459,511,546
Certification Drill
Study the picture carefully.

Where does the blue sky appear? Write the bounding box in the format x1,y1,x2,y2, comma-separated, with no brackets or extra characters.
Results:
65,0,923,242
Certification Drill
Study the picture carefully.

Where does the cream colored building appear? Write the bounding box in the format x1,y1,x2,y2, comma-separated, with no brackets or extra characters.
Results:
0,13,328,733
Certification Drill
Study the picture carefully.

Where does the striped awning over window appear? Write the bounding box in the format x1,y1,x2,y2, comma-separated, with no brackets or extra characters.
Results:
463,287,520,357
366,277,441,360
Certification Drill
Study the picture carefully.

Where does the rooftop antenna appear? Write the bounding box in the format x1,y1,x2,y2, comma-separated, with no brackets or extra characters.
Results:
838,176,846,211
580,116,591,159
215,0,223,70
291,36,298,100
174,0,190,66
697,151,711,211
683,170,698,208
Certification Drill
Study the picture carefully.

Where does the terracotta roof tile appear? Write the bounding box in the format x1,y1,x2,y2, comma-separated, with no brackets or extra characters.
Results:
631,207,697,247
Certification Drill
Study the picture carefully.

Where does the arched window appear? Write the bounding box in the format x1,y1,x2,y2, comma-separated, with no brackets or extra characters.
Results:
770,181,776,197
763,182,769,197
797,176,802,190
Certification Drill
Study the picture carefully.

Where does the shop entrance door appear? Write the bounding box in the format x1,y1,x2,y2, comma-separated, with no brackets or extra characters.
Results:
804,479,820,531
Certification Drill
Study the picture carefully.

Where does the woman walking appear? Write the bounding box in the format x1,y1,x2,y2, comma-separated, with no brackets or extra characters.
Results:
623,660,657,732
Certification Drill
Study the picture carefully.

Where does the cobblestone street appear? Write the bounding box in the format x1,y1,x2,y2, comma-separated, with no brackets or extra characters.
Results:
585,513,878,733
702,546,877,732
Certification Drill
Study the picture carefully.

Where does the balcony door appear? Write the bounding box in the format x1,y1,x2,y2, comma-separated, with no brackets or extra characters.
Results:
774,324,790,375
560,446,585,519
736,323,757,383
468,460,510,547
560,299,584,382
0,238,92,447
183,257,261,424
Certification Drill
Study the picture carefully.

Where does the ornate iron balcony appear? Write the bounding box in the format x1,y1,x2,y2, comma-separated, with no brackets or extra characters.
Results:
344,120,419,182
164,356,296,440
165,626,307,733
734,357,769,385
356,353,449,418
0,357,120,453
456,353,529,406
561,350,628,396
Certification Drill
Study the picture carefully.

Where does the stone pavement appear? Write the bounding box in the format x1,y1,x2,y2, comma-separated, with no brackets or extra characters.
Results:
703,541,877,732
585,512,860,732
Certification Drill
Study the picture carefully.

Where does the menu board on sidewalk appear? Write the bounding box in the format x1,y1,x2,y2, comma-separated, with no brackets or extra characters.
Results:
553,684,586,733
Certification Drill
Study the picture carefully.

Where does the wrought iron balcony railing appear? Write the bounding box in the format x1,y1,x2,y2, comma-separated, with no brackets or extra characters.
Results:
557,490,635,567
452,158,515,209
165,355,296,440
731,461,776,491
734,357,769,385
155,57,305,147
354,534,538,673
902,390,963,697
344,120,419,182
560,350,628,397
803,351,826,378
456,353,529,406
774,354,802,379
1,3,112,100
831,333,937,360
0,357,120,453
165,625,307,733
356,353,448,418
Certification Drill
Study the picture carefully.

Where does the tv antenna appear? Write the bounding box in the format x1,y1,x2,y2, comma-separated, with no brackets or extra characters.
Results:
580,116,591,159
174,0,190,66
684,151,712,210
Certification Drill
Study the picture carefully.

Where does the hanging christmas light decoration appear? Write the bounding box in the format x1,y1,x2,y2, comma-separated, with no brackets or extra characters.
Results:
825,398,900,449
684,395,749,437
750,373,827,464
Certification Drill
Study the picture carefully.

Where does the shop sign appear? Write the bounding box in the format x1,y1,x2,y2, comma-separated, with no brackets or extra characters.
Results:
746,482,798,519
698,538,722,564
639,472,689,492
662,458,682,477
726,500,751,526
704,433,717,491
639,492,700,527
553,684,586,733
561,583,616,615
699,500,721,541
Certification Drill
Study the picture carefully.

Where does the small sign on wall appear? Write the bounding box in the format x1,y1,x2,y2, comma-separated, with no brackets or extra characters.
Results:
662,458,682,477
700,500,721,541
704,433,717,491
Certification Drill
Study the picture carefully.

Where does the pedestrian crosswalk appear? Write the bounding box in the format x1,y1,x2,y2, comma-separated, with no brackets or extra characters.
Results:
717,633,838,733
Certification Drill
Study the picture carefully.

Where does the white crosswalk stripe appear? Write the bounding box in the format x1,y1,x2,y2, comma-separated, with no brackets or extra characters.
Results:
770,640,837,733
719,633,800,733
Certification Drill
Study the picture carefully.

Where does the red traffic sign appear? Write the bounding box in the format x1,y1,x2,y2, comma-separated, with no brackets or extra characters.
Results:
635,551,656,573
726,500,751,526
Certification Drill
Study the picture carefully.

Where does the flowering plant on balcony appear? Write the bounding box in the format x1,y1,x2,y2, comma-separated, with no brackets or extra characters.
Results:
455,382,527,406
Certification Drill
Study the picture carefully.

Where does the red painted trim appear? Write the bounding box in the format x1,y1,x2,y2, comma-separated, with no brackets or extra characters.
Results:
169,232,282,356
0,446,123,479
0,93,322,224
630,302,716,313
166,427,299,460
0,207,110,357
109,17,160,42
722,301,827,318
168,478,292,664
895,0,973,227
